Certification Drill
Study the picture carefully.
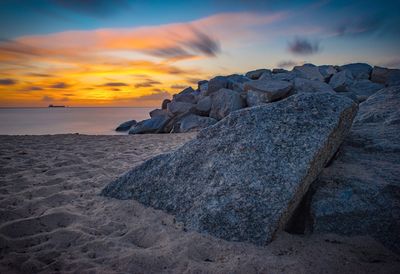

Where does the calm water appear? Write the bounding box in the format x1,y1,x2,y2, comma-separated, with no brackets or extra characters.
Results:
0,107,152,135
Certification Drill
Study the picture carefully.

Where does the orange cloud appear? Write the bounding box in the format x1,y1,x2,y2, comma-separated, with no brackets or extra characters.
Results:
0,11,286,107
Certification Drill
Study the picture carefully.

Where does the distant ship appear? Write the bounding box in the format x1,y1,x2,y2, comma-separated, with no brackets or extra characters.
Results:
48,104,66,108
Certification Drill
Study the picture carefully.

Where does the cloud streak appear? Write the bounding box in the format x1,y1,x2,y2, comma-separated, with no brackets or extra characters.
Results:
288,38,320,55
0,78,17,85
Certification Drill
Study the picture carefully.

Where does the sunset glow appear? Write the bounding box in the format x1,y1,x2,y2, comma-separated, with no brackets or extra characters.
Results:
0,0,399,107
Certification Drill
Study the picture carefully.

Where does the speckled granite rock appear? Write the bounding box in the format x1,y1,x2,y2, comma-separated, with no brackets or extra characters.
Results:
310,86,400,254
102,92,357,245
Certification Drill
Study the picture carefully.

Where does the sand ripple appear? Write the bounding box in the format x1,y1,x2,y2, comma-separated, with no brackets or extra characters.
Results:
0,134,399,273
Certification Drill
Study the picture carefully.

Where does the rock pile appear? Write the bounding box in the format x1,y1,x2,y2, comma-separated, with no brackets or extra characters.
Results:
103,93,358,245
115,63,398,134
108,62,400,253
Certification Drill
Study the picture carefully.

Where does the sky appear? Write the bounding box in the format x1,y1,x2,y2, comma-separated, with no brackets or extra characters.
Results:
0,0,399,107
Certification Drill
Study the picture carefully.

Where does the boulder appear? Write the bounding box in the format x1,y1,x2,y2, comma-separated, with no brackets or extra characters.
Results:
115,120,137,132
178,86,195,95
329,70,354,92
102,92,357,245
161,99,171,110
172,114,217,133
226,74,251,92
209,88,245,120
272,68,288,74
339,63,372,80
244,79,293,103
271,71,298,82
318,65,337,82
167,101,195,116
195,96,212,115
347,80,384,102
310,86,400,253
371,66,400,86
293,78,335,94
173,92,197,104
246,90,265,107
198,81,208,96
128,116,170,134
245,69,271,80
206,76,229,96
149,108,170,118
293,64,324,82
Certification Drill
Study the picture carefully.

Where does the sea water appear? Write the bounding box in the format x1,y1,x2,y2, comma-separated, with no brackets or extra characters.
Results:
0,107,152,135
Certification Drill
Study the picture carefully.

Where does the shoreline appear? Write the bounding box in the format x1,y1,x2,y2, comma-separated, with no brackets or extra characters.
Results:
1,134,399,273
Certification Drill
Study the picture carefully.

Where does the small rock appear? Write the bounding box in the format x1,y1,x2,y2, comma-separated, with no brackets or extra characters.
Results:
128,116,170,134
115,120,137,132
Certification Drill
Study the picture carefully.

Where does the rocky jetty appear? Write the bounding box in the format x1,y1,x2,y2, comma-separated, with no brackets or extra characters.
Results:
116,63,399,135
108,63,400,253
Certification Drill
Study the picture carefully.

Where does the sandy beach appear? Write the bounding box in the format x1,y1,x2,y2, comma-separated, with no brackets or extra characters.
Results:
0,134,398,273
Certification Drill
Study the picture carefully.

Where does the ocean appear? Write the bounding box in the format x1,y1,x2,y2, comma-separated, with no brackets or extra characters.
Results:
0,107,153,135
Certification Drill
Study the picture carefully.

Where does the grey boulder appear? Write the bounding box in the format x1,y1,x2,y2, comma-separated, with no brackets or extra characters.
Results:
246,90,265,107
347,79,384,102
167,101,195,116
293,78,335,94
340,63,372,80
371,66,400,86
149,108,170,118
172,114,217,133
102,92,357,245
195,96,212,115
173,87,197,104
209,88,245,120
128,116,170,134
310,86,400,253
245,69,271,80
318,65,337,82
115,120,137,132
244,79,293,103
293,64,324,82
206,76,229,96
329,70,354,92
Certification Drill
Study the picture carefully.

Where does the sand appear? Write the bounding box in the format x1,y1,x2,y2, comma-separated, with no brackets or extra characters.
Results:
0,134,399,274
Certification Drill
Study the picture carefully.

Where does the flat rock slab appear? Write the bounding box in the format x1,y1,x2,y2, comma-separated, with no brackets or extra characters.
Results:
102,93,357,245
